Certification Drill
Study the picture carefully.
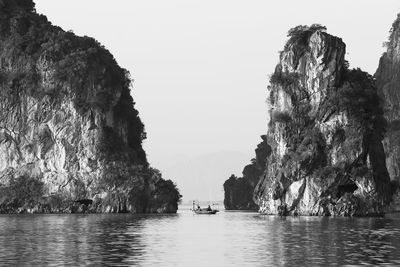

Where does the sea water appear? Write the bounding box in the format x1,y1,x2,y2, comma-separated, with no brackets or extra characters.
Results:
1,206,400,266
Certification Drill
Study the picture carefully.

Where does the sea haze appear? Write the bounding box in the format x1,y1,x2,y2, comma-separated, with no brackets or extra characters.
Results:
160,151,249,202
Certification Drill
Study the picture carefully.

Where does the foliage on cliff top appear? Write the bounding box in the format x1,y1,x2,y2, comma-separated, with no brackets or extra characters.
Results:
0,0,35,15
386,13,400,49
285,24,327,50
0,7,131,111
281,24,327,68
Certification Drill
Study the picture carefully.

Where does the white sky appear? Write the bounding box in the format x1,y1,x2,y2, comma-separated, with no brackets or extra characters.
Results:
35,0,400,171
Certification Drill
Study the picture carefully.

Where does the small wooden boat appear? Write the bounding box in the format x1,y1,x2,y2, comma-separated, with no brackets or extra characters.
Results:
192,201,219,214
194,209,218,215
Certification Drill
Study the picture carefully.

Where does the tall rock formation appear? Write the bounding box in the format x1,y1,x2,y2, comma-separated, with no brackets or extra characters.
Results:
375,14,400,185
253,25,394,216
0,0,180,213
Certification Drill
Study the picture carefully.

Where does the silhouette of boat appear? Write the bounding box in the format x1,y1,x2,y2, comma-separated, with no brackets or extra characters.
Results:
193,209,218,214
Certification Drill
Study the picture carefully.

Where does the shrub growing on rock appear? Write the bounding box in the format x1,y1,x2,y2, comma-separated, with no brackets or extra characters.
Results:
270,69,299,88
148,179,181,213
0,175,44,213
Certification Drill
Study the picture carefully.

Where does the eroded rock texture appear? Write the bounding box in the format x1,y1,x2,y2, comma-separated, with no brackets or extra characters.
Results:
253,25,394,216
376,15,400,182
375,14,400,213
0,0,180,213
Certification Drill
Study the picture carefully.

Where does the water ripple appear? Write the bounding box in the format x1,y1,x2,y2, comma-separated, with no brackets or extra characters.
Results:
0,211,400,266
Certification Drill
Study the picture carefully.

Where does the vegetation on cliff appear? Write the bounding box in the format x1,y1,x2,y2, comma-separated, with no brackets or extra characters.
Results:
0,175,44,213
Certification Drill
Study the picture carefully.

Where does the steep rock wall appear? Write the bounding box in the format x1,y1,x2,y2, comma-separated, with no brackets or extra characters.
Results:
376,14,400,183
254,25,394,216
0,0,180,213
375,14,400,213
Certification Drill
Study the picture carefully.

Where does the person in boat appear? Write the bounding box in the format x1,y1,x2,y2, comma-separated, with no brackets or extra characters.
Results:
197,205,201,210
206,205,212,211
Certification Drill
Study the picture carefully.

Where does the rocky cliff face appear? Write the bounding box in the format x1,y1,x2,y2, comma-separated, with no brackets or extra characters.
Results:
253,25,394,216
223,136,270,210
376,15,400,186
0,0,180,213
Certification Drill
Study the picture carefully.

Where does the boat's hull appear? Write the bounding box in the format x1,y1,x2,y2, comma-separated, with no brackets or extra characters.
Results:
194,210,218,214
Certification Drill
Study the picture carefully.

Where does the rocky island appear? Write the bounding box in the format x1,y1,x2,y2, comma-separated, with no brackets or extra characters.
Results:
225,19,400,216
0,0,181,213
223,136,269,210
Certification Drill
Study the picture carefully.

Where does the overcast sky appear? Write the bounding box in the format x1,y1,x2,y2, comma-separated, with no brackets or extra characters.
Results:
35,0,400,172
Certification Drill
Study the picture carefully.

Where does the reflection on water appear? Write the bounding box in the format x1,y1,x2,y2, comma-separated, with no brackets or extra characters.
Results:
1,208,400,266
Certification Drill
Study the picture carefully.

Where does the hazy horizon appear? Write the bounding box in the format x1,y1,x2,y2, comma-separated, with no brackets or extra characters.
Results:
35,0,400,200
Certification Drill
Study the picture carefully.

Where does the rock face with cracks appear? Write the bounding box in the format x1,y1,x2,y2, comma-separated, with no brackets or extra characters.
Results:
252,25,395,216
375,14,400,213
0,0,180,213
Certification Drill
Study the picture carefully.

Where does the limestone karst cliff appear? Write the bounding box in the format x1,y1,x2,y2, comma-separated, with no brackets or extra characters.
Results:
376,14,400,190
0,0,181,213
226,24,396,216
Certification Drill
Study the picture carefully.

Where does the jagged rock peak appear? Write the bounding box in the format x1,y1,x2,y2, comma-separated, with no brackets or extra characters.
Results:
253,25,393,216
279,24,345,73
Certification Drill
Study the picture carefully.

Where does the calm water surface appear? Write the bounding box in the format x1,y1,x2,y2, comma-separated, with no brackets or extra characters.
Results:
1,207,400,266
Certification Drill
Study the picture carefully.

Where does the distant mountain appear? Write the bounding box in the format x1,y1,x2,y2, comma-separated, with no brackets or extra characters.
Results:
162,151,249,202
